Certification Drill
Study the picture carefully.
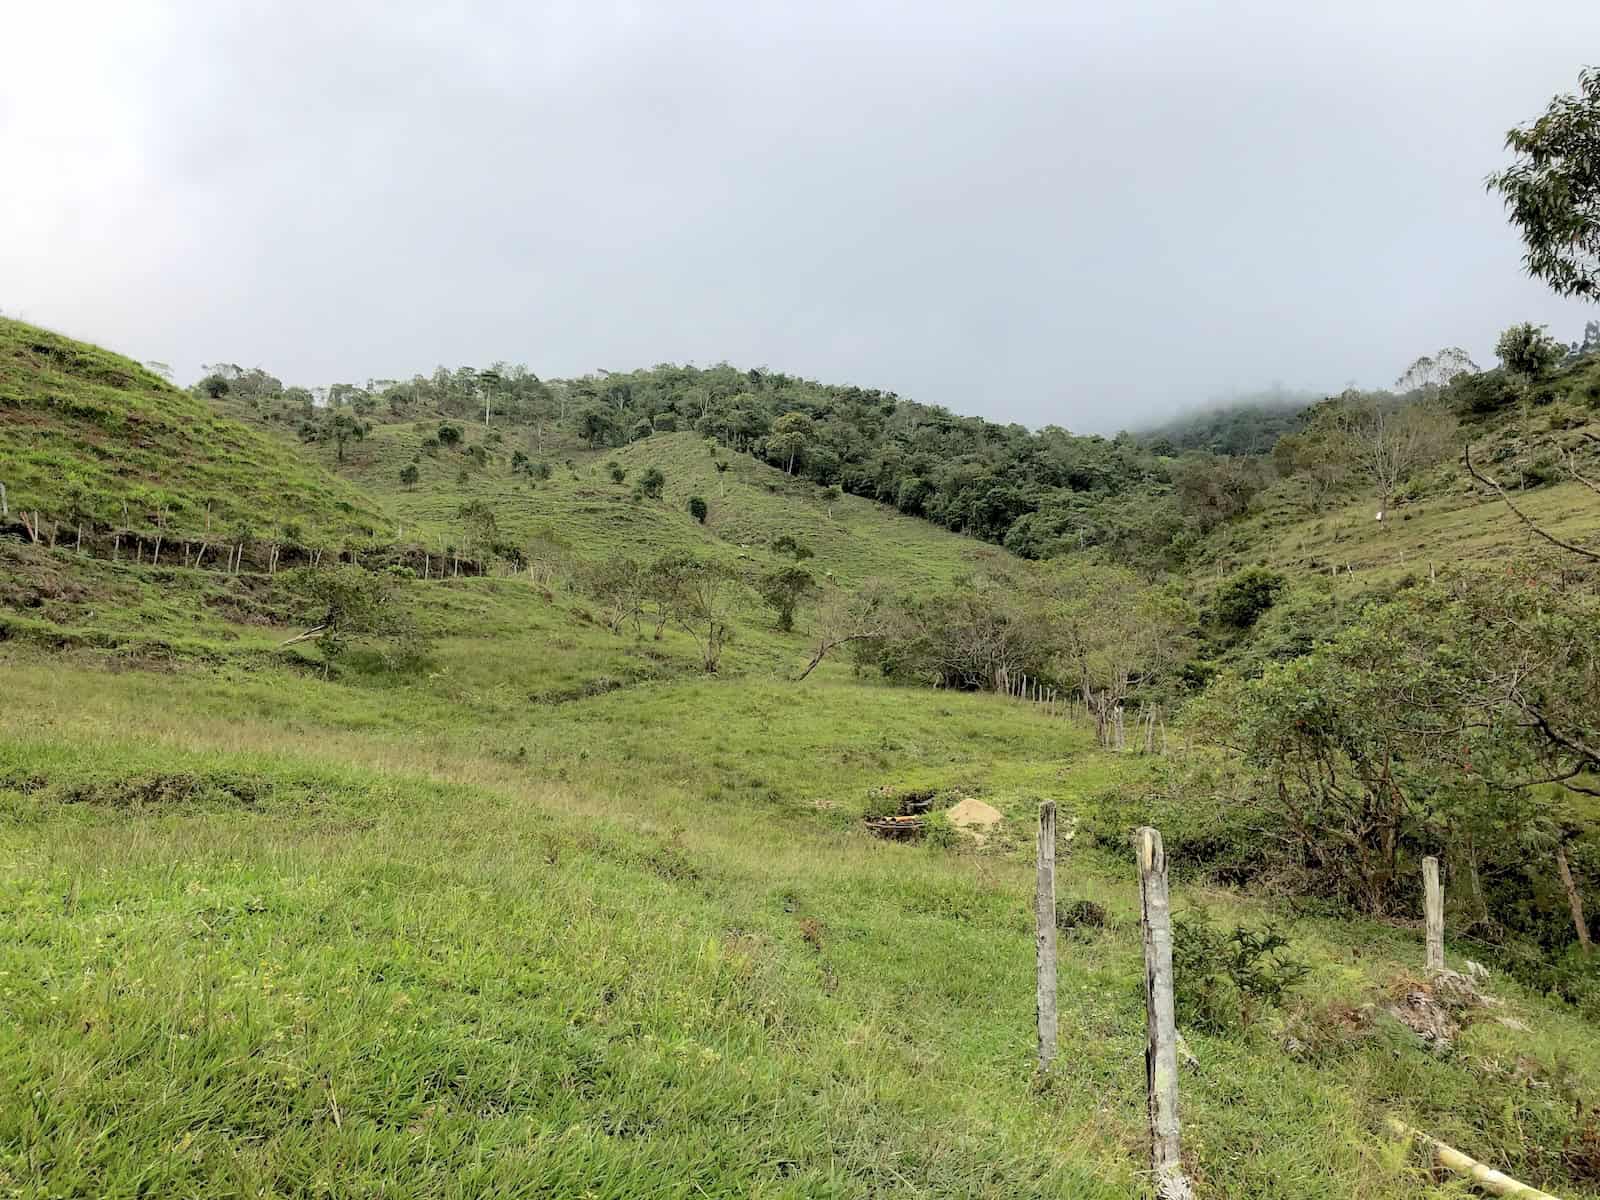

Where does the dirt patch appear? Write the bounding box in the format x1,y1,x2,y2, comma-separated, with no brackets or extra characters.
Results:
946,797,1003,829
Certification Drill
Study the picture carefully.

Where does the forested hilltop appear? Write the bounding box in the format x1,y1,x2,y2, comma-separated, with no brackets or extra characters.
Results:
199,316,1600,571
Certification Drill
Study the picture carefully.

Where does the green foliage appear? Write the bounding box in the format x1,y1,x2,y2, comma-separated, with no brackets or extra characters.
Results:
280,564,426,673
687,495,708,524
436,422,462,447
399,463,419,490
770,534,814,562
1171,907,1310,1032
1487,67,1600,300
1137,391,1313,456
639,467,665,499
607,460,626,483
756,565,816,632
1496,322,1565,380
1213,566,1286,629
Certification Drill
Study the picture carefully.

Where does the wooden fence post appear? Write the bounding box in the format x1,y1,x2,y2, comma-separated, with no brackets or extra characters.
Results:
1035,801,1058,1072
1138,827,1194,1200
1423,856,1444,973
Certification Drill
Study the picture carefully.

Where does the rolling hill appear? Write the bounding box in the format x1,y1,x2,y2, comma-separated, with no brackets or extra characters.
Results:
4,320,1600,1198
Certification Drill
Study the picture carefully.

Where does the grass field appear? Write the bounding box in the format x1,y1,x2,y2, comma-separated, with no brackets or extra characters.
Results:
5,602,1600,1198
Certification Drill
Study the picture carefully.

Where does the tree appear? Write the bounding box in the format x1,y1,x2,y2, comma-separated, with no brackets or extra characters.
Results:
305,410,367,464
583,557,649,634
822,484,843,516
687,495,708,524
1487,67,1600,300
580,406,621,449
649,553,739,672
797,580,898,680
766,412,815,474
1305,392,1456,517
639,467,665,499
714,460,730,496
1212,566,1285,630
1395,347,1479,392
399,463,419,490
1195,568,1600,926
757,566,816,632
436,423,463,448
1051,564,1193,747
456,499,498,559
279,565,426,677
1495,322,1564,381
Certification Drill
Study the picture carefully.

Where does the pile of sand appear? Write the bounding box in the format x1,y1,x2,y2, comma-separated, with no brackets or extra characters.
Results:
946,797,1003,830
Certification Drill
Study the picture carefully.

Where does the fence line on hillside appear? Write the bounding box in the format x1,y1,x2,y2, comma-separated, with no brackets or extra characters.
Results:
0,515,488,580
1030,822,1466,1192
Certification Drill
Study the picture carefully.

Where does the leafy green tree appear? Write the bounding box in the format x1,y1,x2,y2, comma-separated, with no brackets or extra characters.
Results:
580,406,621,449
766,412,815,474
687,495,708,524
304,410,367,464
1495,322,1565,381
770,534,813,561
757,565,816,632
456,499,498,559
436,422,463,447
1487,67,1600,299
647,553,739,671
280,566,425,676
399,463,419,490
639,467,665,499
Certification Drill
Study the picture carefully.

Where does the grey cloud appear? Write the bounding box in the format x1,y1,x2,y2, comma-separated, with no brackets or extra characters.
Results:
4,1,1599,431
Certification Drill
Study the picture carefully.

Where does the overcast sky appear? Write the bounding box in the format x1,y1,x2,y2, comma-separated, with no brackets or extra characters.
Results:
4,2,1598,432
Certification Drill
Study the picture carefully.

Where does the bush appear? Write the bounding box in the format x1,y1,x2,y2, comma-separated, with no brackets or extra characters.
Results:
1213,566,1285,629
1171,907,1309,1033
639,467,665,499
437,423,463,447
687,496,708,524
607,461,626,483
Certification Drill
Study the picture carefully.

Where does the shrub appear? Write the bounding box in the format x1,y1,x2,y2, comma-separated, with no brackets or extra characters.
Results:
1171,907,1309,1033
436,423,462,447
1213,566,1285,629
639,467,665,499
607,461,626,483
398,463,419,489
687,496,708,523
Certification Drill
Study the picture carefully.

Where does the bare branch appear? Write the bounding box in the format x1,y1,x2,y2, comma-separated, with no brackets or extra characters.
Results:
1463,442,1600,562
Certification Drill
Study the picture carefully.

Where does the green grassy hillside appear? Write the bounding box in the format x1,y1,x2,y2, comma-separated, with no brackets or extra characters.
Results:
7,646,1600,1199
0,318,384,543
6,323,1600,1198
309,419,996,592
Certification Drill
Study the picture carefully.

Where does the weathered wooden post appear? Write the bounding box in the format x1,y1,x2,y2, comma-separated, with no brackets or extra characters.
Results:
1137,827,1193,1200
1423,856,1444,973
1035,801,1058,1072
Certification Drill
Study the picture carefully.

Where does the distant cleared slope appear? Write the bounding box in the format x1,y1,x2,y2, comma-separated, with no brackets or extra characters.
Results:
322,423,998,591
0,319,383,540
